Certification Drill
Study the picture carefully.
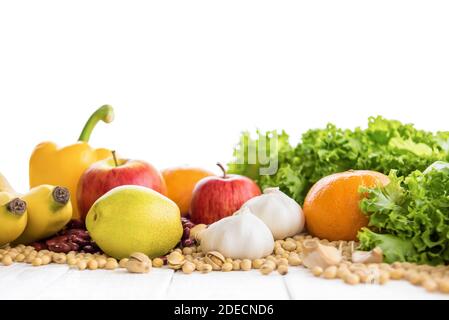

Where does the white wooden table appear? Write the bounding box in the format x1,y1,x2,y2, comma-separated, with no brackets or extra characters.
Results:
1,264,447,300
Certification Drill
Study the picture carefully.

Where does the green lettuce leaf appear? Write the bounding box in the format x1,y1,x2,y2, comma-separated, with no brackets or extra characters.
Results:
358,228,417,263
360,164,449,265
228,116,449,204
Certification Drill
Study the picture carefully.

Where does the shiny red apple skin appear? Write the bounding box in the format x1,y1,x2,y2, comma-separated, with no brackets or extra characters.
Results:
77,158,167,222
189,174,261,225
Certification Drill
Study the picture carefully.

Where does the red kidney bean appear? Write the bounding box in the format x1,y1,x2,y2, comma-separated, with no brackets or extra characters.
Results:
48,242,72,253
62,229,90,239
81,245,97,253
68,235,90,246
66,220,85,230
46,235,69,247
182,227,190,240
182,239,195,247
68,242,80,251
31,242,48,251
159,256,168,265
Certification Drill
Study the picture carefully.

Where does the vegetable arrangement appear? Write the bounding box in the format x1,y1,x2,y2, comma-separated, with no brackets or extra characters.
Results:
228,116,449,204
4,105,449,295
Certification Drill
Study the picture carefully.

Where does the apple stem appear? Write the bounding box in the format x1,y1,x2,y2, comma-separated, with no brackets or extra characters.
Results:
217,163,227,179
112,150,119,167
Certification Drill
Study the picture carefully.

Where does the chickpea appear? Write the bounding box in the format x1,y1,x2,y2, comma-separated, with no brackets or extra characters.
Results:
8,251,18,260
337,267,351,279
77,260,87,270
67,257,78,266
277,258,289,266
222,263,233,272
264,260,277,270
32,258,43,267
96,258,107,269
323,266,338,279
152,258,164,268
355,270,371,284
15,254,25,263
277,265,289,276
344,273,360,285
41,255,52,265
282,241,297,252
260,264,274,275
25,253,37,264
288,254,302,267
200,264,212,274
119,258,129,269
423,279,438,292
232,260,241,271
182,247,193,256
408,272,422,286
389,268,404,280
87,260,98,270
53,254,67,264
241,259,252,271
195,262,204,271
105,259,119,270
311,266,323,277
182,261,196,274
378,271,390,285
1,255,13,266
266,256,277,263
438,279,449,293
274,247,285,256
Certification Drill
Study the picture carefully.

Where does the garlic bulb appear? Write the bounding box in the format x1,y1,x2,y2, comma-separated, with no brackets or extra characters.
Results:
200,207,275,260
238,187,305,240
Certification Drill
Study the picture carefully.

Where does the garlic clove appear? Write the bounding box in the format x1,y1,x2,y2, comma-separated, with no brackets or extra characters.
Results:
303,241,342,270
352,247,383,264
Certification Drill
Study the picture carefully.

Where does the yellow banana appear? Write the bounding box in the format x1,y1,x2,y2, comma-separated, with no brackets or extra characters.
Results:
13,185,73,245
0,192,28,247
0,172,16,194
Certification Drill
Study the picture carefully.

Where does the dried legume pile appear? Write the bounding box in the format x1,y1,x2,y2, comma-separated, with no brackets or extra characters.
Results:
2,220,449,295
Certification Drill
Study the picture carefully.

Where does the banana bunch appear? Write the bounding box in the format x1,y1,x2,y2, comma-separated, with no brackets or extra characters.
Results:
0,173,73,246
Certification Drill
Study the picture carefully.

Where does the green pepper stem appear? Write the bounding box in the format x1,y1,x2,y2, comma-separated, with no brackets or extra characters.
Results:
78,105,114,142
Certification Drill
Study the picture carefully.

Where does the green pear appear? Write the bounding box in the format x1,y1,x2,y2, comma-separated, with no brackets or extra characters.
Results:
86,185,183,259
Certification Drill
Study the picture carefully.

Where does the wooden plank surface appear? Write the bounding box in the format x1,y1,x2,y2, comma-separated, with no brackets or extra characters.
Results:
1,265,448,300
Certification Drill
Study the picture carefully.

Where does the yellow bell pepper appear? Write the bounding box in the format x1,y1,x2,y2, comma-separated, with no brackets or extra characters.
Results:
29,105,114,221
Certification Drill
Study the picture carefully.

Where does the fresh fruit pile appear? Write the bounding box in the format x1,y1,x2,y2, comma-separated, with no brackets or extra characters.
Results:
3,105,449,296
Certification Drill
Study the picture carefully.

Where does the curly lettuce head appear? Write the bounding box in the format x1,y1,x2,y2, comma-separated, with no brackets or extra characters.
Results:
359,163,449,265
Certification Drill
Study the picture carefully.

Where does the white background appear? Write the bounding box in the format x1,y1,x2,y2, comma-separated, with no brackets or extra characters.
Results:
1,0,449,192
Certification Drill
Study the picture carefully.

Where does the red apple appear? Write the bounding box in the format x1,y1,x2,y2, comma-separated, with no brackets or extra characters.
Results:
77,151,167,221
190,163,261,224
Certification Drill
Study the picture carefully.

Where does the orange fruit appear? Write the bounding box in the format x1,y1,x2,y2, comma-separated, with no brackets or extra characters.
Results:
303,170,390,241
162,167,215,216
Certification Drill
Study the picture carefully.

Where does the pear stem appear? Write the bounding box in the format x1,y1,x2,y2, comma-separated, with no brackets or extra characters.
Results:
217,163,227,179
112,151,119,167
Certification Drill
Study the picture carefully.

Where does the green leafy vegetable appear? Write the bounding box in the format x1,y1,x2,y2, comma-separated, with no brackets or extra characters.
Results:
358,228,417,263
228,116,449,204
359,165,449,265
